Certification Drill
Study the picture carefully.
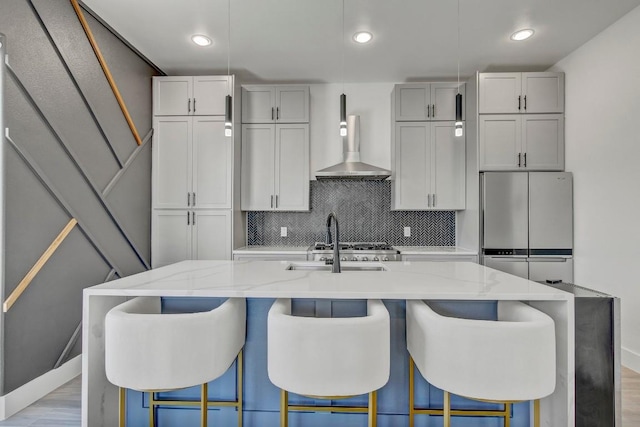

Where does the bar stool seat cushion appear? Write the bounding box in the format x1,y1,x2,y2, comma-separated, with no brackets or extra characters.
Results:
268,299,390,397
105,297,246,392
406,300,555,402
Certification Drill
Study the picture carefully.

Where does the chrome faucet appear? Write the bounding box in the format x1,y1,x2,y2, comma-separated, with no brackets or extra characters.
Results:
325,212,341,273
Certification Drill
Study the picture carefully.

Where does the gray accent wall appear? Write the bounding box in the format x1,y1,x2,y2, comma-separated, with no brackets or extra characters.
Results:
0,0,160,394
248,180,456,246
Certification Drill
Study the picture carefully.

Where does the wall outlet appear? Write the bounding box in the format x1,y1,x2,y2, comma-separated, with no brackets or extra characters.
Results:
404,227,411,237
280,227,288,237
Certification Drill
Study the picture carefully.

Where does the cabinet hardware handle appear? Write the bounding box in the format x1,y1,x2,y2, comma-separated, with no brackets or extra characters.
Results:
428,194,431,207
426,105,430,118
188,98,191,113
187,211,190,225
187,192,191,206
192,212,196,225
271,195,274,208
275,195,279,208
277,107,280,120
193,98,196,113
524,95,527,110
192,192,196,206
271,107,274,120
433,193,437,207
518,96,521,111
524,153,527,167
432,104,436,118
518,153,522,167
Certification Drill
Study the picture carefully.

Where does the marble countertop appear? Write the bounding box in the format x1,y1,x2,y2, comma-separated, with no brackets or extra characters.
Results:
233,246,310,254
85,260,570,301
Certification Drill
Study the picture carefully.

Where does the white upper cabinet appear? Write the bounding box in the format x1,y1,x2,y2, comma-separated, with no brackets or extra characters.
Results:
479,114,564,171
392,122,465,210
153,117,232,209
242,85,310,123
153,76,230,116
241,124,309,211
479,72,564,114
394,83,465,121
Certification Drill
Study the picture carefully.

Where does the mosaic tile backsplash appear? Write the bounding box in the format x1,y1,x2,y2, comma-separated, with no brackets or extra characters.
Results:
247,180,455,246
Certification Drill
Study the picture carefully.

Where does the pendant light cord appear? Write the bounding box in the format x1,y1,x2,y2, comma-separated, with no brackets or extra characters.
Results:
227,0,231,95
342,0,345,94
457,0,461,94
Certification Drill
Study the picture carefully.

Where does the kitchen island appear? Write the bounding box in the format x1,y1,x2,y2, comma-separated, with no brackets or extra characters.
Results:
82,260,574,427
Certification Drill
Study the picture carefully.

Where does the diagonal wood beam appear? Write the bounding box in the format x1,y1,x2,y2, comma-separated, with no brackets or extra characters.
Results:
3,219,78,312
69,0,142,146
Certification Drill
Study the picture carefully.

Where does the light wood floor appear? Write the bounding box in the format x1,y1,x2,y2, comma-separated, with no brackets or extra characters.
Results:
0,369,638,426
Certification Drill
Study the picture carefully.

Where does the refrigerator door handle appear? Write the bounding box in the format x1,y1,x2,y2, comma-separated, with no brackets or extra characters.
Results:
527,257,569,262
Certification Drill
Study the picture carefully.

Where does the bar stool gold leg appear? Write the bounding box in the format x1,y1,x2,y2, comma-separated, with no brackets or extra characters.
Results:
119,387,126,427
409,357,415,427
504,402,511,427
280,389,288,427
148,392,155,427
201,383,208,427
368,390,377,427
237,350,244,427
443,391,451,427
534,399,540,427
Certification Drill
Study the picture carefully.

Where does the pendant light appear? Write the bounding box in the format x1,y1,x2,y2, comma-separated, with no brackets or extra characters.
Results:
224,0,233,137
454,0,464,138
339,0,347,137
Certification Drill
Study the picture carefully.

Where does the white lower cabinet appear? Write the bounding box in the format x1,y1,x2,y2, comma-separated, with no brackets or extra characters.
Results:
241,124,309,211
392,122,465,210
152,210,231,267
479,114,564,171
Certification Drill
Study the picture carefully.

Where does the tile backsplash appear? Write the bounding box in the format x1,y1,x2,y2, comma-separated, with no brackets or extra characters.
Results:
247,180,455,246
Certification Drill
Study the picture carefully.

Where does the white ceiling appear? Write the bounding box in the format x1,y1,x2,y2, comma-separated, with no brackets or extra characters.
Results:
83,0,640,83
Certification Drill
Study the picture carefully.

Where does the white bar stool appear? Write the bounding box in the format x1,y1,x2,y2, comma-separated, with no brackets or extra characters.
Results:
105,297,246,427
406,300,556,427
268,298,390,427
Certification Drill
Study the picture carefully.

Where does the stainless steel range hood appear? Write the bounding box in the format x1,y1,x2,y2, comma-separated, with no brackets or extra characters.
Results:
316,115,391,180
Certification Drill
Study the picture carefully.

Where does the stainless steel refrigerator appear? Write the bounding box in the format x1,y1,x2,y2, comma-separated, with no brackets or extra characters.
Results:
481,172,573,282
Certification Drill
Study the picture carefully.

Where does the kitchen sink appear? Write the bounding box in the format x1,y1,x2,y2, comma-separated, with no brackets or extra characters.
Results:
285,262,387,272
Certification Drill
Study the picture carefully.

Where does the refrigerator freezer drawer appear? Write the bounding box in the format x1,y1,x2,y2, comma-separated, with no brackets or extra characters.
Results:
482,257,529,279
528,257,573,283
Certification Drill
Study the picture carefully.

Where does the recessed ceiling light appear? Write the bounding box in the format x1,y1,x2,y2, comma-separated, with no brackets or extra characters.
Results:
191,34,212,47
353,31,373,44
510,29,535,41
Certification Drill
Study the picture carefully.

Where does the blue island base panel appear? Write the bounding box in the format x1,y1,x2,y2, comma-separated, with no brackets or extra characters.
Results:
126,298,531,427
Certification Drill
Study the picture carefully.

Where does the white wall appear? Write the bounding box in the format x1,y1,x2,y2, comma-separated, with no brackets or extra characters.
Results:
309,83,395,179
550,4,640,372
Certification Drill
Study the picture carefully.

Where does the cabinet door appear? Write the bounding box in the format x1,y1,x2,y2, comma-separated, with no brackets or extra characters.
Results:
392,123,430,209
192,210,231,260
193,76,229,116
478,73,522,114
432,122,465,210
276,86,309,123
153,117,191,208
275,124,309,211
431,83,464,121
153,77,192,116
394,84,429,121
241,124,276,210
242,86,276,123
152,210,191,267
522,73,564,113
479,115,522,171
522,115,564,170
192,118,231,208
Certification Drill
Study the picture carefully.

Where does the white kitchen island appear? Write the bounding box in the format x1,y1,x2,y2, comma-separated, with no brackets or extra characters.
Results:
82,260,574,427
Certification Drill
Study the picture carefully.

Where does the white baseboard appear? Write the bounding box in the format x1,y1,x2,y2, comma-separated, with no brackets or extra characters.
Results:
622,346,640,374
0,355,82,421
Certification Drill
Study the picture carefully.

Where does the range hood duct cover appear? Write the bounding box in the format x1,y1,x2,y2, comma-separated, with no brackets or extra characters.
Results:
316,115,391,180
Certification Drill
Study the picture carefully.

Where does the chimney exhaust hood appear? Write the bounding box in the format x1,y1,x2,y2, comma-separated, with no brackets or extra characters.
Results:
316,115,391,180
